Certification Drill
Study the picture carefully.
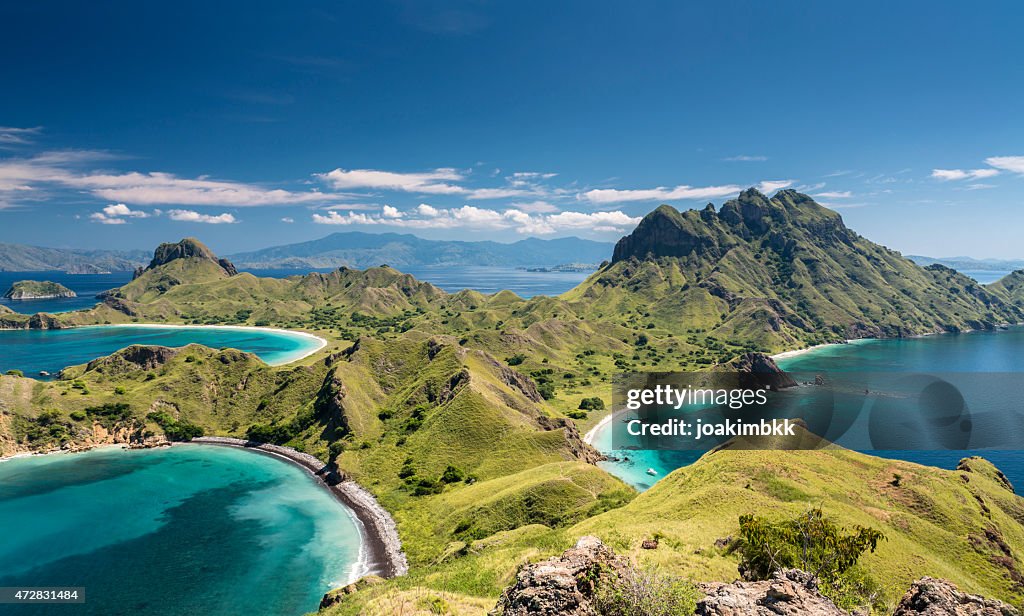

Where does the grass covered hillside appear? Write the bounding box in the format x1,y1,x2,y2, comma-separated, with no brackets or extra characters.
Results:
317,447,1024,614
564,189,1024,353
0,331,631,571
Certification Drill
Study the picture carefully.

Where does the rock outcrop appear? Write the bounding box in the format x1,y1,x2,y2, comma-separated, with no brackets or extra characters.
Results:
695,569,848,616
893,577,1020,616
141,237,237,277
492,536,626,616
728,352,798,390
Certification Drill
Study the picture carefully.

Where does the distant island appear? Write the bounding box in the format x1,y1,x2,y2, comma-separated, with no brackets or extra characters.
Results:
0,242,148,273
521,263,600,273
909,254,1024,272
3,280,77,300
226,232,614,269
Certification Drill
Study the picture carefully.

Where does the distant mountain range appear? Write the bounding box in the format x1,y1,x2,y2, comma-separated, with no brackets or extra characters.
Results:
225,232,614,269
0,243,150,273
908,255,1024,272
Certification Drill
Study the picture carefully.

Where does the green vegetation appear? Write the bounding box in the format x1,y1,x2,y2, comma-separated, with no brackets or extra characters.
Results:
146,410,204,441
3,280,77,299
594,564,699,616
736,507,885,609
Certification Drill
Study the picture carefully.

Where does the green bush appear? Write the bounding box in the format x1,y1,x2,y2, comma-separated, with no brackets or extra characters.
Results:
537,382,556,400
147,411,204,441
5,369,24,377
735,508,885,609
579,397,606,411
328,440,345,461
506,354,526,366
440,465,464,484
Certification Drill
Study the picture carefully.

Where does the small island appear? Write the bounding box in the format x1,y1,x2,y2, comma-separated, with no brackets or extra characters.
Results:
3,280,77,300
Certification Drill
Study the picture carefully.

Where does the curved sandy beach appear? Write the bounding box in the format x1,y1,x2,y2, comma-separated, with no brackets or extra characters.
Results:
83,323,329,365
191,437,408,582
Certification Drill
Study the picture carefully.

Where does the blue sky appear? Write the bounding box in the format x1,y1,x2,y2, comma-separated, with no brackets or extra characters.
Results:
1,1,1023,257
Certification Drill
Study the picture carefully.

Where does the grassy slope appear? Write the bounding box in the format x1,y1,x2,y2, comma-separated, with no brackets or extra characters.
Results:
318,447,1024,615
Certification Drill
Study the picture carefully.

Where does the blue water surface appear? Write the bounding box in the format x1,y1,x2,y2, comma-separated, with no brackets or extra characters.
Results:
0,445,363,616
0,325,321,377
595,327,1024,491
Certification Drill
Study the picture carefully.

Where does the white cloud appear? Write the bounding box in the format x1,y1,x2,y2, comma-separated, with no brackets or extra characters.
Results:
965,183,996,191
167,209,237,224
931,168,999,181
0,126,42,146
757,180,794,194
511,200,560,213
317,167,466,194
464,187,535,200
90,213,127,225
312,204,640,235
416,203,441,217
813,191,853,199
985,156,1024,174
79,172,334,206
89,202,151,224
581,184,742,204
381,205,403,218
104,203,149,217
312,211,377,225
281,217,295,223
723,155,767,162
0,152,346,208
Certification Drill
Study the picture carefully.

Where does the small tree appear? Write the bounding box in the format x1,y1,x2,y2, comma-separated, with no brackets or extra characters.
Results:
736,507,885,588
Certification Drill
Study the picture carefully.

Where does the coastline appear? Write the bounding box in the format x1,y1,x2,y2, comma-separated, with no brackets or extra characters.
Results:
583,411,614,446
77,323,329,365
191,437,408,583
770,340,854,361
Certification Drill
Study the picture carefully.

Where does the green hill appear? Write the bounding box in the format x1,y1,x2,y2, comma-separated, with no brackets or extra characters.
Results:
563,189,1024,353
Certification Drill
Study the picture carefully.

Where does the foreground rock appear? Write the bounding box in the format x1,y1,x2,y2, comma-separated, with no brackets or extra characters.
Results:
893,577,1019,616
696,569,847,616
492,536,625,615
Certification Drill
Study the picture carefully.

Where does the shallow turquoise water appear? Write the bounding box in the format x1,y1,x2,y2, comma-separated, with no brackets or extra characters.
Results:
595,327,1024,491
0,325,322,377
0,445,363,615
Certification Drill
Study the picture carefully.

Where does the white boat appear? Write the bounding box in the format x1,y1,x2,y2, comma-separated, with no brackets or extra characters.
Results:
646,468,657,476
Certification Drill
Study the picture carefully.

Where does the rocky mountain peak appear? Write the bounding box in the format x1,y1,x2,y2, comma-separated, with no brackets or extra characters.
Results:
138,237,238,278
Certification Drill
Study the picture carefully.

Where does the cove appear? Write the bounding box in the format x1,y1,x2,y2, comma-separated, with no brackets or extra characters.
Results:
0,445,363,616
593,327,1024,491
0,325,326,377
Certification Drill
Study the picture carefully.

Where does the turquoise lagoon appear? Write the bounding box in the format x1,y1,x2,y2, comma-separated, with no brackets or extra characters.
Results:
0,445,363,615
0,325,324,377
594,327,1024,491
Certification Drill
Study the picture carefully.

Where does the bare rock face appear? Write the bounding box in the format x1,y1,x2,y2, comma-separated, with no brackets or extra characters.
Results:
144,237,237,276
695,569,849,616
728,352,798,390
893,577,1019,616
85,344,181,372
319,575,384,610
492,536,626,616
